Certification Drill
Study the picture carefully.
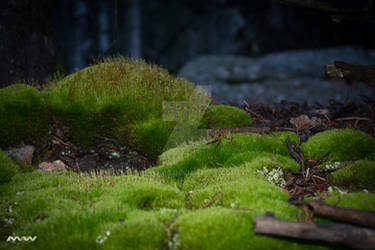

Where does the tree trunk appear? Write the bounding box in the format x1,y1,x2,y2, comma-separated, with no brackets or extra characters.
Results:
0,0,59,88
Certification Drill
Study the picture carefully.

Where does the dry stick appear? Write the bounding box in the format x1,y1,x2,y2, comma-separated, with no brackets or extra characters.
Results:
69,191,83,206
306,200,375,229
207,127,271,137
335,117,372,122
254,216,375,249
201,192,224,209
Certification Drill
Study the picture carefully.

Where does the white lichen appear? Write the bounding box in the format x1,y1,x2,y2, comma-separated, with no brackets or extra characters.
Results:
257,166,286,187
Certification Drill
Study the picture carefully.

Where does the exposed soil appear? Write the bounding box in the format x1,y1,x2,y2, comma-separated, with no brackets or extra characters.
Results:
38,117,156,175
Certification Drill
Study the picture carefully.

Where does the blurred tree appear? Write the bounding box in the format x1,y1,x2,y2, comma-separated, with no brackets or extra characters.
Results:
0,0,60,88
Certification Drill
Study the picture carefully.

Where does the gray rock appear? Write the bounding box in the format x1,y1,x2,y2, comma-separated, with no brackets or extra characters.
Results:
179,46,375,104
4,145,35,164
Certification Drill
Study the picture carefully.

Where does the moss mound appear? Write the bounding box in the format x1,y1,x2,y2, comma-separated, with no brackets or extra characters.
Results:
199,105,252,129
40,57,252,158
0,84,50,149
300,129,375,161
43,58,198,155
328,160,375,191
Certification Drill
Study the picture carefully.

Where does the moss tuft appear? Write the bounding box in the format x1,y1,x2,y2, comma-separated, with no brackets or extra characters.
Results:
328,160,375,191
199,105,252,129
0,84,50,148
301,129,375,161
43,57,205,157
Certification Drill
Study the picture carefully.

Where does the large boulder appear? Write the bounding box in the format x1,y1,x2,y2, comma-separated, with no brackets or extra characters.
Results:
179,46,375,104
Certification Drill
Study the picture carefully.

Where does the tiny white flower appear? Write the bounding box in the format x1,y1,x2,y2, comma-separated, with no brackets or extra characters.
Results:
230,203,235,208
106,231,110,236
189,190,193,194
16,191,23,196
328,186,333,193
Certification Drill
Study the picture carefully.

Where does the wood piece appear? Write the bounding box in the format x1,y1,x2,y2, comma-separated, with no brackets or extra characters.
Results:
207,126,271,137
254,216,375,249
307,200,375,229
326,61,375,86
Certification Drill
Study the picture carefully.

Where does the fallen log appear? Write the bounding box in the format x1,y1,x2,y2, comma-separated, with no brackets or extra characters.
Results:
292,200,375,229
325,61,375,86
272,0,373,14
254,216,375,249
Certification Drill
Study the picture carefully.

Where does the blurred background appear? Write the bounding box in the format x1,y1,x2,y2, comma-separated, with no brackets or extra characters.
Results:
1,0,375,104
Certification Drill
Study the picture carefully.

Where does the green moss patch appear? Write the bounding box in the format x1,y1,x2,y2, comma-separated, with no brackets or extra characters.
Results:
150,132,298,180
328,160,375,191
2,58,375,249
172,208,326,250
301,129,375,161
0,84,50,149
199,105,252,129
0,152,19,185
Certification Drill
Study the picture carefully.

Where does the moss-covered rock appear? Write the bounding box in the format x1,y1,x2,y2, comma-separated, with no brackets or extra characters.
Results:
300,129,375,161
0,84,50,149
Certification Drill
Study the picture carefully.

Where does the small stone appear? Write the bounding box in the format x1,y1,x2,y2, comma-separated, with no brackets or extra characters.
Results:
290,115,312,131
38,160,67,172
4,145,35,164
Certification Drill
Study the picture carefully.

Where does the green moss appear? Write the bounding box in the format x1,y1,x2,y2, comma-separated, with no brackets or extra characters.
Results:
150,132,298,180
0,84,50,148
43,57,198,155
127,119,175,159
0,152,19,185
301,129,375,161
101,210,169,249
328,160,375,191
173,208,327,250
324,191,375,211
199,105,252,129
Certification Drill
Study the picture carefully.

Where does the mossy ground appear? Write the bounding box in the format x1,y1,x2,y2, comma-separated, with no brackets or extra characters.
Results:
1,129,375,249
1,58,374,249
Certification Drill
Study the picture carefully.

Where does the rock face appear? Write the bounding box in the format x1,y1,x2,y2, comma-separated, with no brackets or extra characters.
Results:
4,145,35,164
179,46,375,104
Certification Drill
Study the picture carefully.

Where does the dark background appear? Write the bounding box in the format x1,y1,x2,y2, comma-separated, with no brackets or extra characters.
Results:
1,0,374,88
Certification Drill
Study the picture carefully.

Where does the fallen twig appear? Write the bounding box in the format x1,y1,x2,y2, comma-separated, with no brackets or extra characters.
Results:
291,200,375,229
201,192,224,209
254,216,375,249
